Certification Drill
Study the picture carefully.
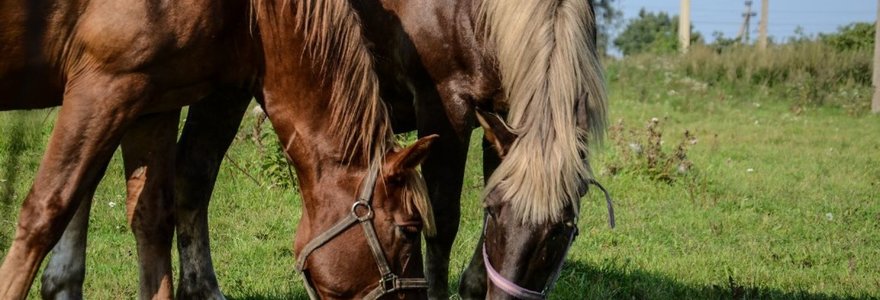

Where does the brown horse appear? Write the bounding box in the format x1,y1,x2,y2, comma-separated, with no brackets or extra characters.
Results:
360,1,610,298
39,0,609,299
0,0,435,299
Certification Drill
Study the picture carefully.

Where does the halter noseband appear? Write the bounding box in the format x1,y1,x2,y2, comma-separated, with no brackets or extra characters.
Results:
482,179,615,299
294,158,428,299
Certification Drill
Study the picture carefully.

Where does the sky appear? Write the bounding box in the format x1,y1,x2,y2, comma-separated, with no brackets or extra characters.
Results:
614,0,876,45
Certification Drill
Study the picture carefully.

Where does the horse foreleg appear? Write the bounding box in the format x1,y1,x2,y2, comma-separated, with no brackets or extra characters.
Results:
174,90,250,300
458,136,502,299
0,73,144,299
417,94,473,300
121,110,180,300
40,195,92,300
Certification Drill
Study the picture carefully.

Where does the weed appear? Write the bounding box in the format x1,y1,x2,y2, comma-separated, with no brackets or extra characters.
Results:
604,118,697,183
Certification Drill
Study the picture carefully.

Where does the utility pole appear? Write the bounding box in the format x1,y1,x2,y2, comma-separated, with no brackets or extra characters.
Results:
736,1,757,44
758,0,769,50
873,0,880,113
679,0,691,53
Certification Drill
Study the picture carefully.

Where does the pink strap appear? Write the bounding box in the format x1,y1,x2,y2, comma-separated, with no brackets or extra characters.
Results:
482,244,547,300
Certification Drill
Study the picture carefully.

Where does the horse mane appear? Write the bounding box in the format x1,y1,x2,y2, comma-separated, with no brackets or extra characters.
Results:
254,0,390,162
480,0,608,224
252,0,435,234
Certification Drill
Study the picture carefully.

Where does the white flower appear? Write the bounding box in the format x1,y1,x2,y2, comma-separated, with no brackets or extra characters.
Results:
747,168,754,173
108,201,117,208
629,143,643,155
825,213,833,221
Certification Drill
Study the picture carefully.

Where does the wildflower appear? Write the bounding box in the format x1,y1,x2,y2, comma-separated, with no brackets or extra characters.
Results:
108,201,117,208
629,143,643,155
825,213,833,221
747,168,754,173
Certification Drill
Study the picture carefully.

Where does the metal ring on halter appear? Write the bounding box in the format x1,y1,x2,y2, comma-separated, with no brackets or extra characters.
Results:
295,157,428,300
351,200,374,221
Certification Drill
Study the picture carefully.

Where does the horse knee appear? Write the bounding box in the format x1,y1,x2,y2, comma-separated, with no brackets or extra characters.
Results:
15,193,76,249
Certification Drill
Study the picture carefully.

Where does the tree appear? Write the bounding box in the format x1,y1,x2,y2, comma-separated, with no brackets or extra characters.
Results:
593,0,623,56
709,31,740,53
613,9,700,56
820,22,875,52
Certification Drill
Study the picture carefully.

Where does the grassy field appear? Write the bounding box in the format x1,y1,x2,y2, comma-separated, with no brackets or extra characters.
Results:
1,56,879,299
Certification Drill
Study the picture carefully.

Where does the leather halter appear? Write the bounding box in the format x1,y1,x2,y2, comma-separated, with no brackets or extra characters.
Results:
482,179,616,299
294,158,428,299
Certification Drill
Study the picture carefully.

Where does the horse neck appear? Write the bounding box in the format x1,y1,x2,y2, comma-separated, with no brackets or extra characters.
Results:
248,0,390,208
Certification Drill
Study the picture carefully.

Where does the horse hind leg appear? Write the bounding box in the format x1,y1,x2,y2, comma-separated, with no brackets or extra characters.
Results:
121,110,180,300
174,90,250,300
40,195,93,300
0,73,145,299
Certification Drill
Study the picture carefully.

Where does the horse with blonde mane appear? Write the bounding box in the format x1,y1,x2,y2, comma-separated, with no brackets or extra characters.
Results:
0,0,435,299
358,0,610,298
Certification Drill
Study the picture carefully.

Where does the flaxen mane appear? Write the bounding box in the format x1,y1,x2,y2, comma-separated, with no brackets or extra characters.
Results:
252,0,434,234
480,0,608,224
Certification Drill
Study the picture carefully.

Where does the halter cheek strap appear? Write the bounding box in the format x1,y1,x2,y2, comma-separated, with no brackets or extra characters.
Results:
482,179,615,299
482,228,576,300
294,159,428,300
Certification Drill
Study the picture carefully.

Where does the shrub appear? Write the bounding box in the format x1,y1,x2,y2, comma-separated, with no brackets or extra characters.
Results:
820,22,875,52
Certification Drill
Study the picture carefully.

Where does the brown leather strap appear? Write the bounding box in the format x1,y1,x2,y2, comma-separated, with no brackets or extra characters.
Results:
295,214,359,271
362,277,429,300
295,157,428,299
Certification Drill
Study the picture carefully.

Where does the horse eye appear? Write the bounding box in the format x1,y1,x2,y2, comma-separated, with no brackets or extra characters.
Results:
485,207,498,219
387,175,405,186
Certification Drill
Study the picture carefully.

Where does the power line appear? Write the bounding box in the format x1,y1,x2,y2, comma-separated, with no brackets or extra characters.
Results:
632,5,872,15
693,20,860,26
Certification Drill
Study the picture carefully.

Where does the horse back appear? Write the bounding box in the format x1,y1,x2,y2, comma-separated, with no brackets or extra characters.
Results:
0,0,254,111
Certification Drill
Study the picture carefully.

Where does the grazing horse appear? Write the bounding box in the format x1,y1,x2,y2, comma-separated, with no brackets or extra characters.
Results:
357,1,610,298
262,0,610,298
40,0,609,299
0,0,436,299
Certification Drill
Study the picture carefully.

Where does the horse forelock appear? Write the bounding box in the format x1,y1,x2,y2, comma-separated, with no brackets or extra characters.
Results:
254,0,394,164
480,0,608,225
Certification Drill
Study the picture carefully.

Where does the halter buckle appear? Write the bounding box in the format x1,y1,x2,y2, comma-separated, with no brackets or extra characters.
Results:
380,273,397,292
351,200,374,221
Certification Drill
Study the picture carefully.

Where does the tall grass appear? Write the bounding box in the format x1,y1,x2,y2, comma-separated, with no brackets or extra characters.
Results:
613,42,873,114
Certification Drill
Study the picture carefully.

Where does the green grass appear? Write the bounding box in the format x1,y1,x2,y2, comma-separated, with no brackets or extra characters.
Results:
2,62,879,299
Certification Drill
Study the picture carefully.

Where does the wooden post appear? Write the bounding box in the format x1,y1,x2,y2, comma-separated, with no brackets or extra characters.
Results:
679,0,691,53
758,0,769,50
874,0,880,113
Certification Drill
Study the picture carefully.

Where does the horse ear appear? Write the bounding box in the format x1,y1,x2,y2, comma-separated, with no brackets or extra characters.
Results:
386,134,439,175
476,109,517,158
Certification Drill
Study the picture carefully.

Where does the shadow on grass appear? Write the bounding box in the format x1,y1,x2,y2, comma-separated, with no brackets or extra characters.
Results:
224,260,874,300
227,293,306,300
555,260,874,300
